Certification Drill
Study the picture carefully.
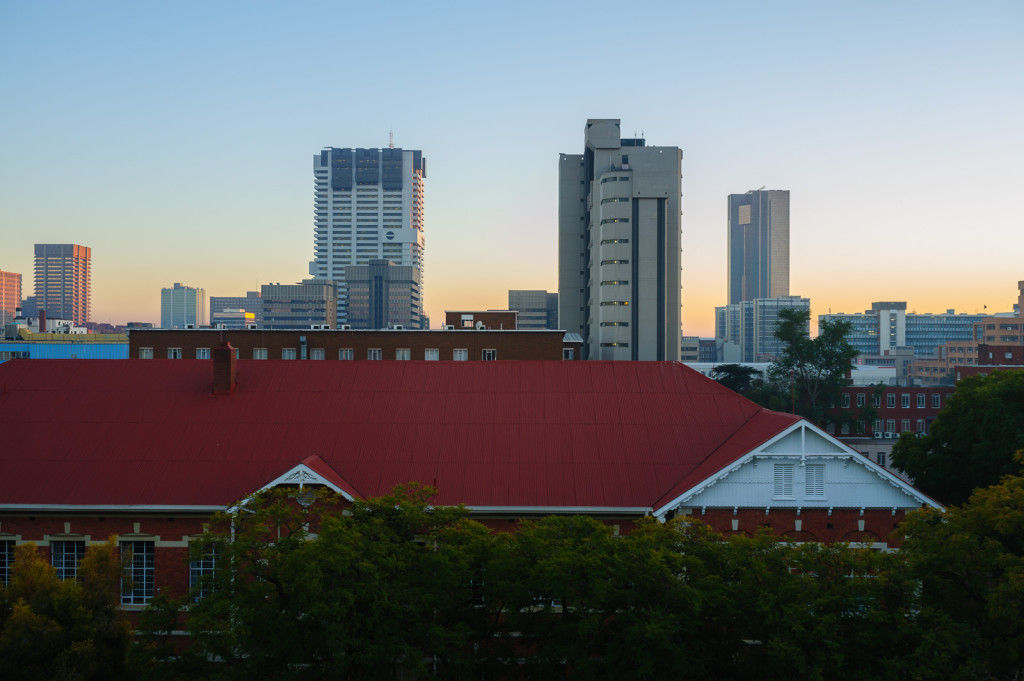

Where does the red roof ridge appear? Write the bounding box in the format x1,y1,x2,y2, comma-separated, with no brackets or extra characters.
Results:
298,454,364,501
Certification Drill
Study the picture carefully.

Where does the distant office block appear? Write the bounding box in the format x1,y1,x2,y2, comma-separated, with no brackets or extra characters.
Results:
0,270,21,326
820,303,989,358
508,290,558,330
559,119,682,360
34,244,91,325
310,146,426,326
716,296,810,362
160,283,206,329
728,190,789,304
210,291,263,328
345,259,423,330
262,280,338,330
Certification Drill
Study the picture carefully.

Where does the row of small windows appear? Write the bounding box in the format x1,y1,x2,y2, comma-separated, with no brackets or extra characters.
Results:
600,322,629,327
839,392,941,409
599,176,631,183
601,280,629,286
600,197,630,204
600,342,629,347
0,540,219,604
600,218,630,224
601,259,629,265
600,301,630,306
773,463,825,498
138,347,579,362
600,238,629,245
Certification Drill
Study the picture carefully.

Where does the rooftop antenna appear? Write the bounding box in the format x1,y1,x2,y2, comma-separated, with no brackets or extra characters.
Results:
388,130,394,149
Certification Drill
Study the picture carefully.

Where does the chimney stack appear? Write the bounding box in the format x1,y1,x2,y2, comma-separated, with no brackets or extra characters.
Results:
213,343,237,395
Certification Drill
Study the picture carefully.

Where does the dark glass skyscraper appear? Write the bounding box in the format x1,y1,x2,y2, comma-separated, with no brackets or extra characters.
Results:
727,190,789,304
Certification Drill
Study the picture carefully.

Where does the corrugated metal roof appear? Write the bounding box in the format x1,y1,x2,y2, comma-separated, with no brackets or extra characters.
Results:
0,359,799,511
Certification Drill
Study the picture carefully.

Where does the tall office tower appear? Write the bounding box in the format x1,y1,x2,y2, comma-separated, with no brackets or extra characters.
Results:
33,244,91,325
210,291,263,327
262,280,338,330
508,290,559,330
160,283,206,329
310,146,426,328
0,269,22,325
727,190,790,304
558,119,682,360
345,259,421,329
715,296,810,362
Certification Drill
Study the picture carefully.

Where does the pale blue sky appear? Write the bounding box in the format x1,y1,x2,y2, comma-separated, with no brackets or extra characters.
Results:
1,1,1022,334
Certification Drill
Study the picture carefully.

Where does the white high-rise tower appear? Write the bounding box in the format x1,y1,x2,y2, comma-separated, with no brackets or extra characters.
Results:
310,146,426,328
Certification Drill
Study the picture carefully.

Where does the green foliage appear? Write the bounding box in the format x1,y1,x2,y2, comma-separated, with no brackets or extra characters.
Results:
892,370,1024,505
711,364,760,394
900,468,1024,680
768,308,858,426
0,538,133,681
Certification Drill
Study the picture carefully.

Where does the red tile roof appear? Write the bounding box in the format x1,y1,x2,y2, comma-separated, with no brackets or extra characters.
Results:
0,359,800,511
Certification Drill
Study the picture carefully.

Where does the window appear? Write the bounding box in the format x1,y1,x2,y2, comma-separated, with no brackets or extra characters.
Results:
840,423,850,435
51,540,86,581
886,419,896,433
139,347,153,359
916,419,926,434
189,543,221,600
424,348,439,361
886,393,895,408
310,348,325,360
841,393,850,408
856,393,865,407
282,348,297,360
872,419,882,434
917,394,925,408
901,419,910,432
167,348,182,359
877,453,887,467
901,394,910,408
481,349,497,361
453,348,468,361
563,348,575,360
339,348,354,360
774,464,794,498
253,348,268,360
396,348,411,360
120,540,155,605
367,348,382,360
0,540,13,586
195,347,211,360
932,394,941,408
872,394,881,408
805,464,825,497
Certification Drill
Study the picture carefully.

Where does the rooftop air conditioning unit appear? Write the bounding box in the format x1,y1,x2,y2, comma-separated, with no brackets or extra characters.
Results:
184,324,195,329
873,431,883,439
884,431,895,439
341,324,352,330
393,325,404,330
245,323,257,329
215,323,227,330
444,324,455,330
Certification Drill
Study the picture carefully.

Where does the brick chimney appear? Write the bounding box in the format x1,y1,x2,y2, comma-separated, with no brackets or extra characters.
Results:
213,343,237,395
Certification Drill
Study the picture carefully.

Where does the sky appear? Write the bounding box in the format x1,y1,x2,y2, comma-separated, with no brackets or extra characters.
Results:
1,1,1022,336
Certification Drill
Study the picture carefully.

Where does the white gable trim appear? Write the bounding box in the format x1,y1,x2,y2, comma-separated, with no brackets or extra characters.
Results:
653,420,941,518
256,463,357,502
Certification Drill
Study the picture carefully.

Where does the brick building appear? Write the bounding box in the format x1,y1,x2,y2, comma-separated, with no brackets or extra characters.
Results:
0,357,938,607
128,328,581,361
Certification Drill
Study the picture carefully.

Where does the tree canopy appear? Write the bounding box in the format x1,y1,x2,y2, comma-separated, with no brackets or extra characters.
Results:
768,308,858,426
891,369,1024,505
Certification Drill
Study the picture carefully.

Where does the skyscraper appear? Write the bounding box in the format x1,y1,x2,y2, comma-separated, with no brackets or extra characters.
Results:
261,280,337,330
160,283,206,329
727,189,790,304
558,119,682,360
34,244,91,325
345,259,420,330
310,146,426,328
0,269,22,325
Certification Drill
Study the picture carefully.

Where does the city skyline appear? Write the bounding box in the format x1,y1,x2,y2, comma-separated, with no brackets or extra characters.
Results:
1,2,1022,336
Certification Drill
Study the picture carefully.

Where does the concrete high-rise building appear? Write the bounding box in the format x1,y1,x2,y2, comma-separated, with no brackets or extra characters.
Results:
508,290,558,330
310,146,426,327
345,259,421,330
33,244,91,325
261,280,337,330
558,119,682,360
160,283,206,329
820,302,990,358
727,190,790,304
0,269,22,326
210,291,263,328
715,296,811,362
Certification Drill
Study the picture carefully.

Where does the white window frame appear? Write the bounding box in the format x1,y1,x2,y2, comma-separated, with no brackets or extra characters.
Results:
253,348,268,360
339,348,354,360
310,348,325,360
481,349,497,361
424,348,439,361
805,464,825,498
51,540,86,581
396,348,411,360
167,347,182,359
195,347,211,360
0,540,13,586
189,542,221,600
773,464,794,498
453,348,468,361
120,540,155,605
367,348,382,360
917,393,925,408
139,347,153,359
563,348,575,360
282,348,297,360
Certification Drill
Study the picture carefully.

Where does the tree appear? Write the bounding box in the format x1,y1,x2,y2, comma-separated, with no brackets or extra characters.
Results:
891,370,1024,505
711,364,761,394
0,539,133,681
769,308,858,426
900,467,1024,680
